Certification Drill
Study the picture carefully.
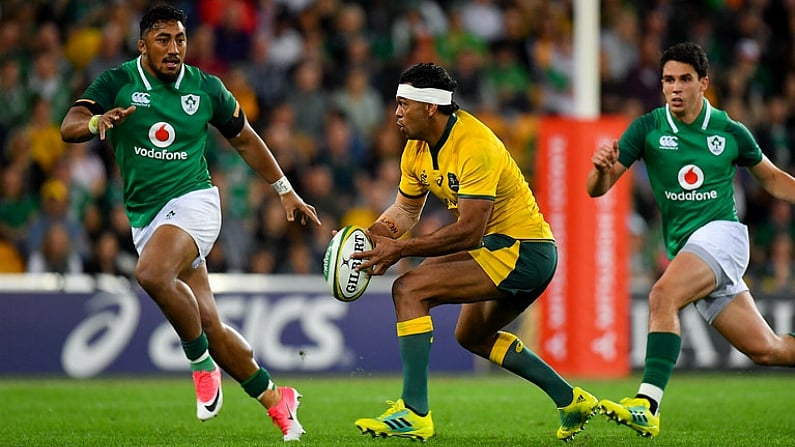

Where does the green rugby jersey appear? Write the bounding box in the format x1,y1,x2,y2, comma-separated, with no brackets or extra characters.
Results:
618,98,763,258
81,57,238,227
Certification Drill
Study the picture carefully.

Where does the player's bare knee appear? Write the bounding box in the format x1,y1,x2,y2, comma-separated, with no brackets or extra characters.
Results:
391,275,421,305
135,262,169,295
647,284,678,315
454,326,472,350
747,349,777,366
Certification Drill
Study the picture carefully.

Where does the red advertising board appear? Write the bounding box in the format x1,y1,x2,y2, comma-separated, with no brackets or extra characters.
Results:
534,117,631,377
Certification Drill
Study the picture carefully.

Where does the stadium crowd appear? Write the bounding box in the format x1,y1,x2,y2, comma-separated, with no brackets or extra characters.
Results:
1,0,795,293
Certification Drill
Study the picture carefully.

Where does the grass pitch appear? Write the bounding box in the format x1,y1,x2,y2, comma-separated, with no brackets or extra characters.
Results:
2,372,793,446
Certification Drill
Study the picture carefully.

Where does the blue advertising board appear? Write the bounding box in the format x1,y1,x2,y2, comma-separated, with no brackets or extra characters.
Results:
0,274,475,377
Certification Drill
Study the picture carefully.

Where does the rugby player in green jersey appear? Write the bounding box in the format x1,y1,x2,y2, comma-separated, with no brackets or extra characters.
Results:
588,41,795,438
352,63,599,442
60,4,319,441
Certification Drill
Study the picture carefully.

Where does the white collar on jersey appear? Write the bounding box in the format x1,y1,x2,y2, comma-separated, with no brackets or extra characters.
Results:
136,56,186,91
665,97,711,133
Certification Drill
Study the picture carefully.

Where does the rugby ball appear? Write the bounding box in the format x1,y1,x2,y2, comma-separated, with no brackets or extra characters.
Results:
323,225,373,302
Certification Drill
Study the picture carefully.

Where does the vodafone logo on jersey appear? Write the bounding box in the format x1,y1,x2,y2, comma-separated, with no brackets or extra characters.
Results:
148,122,175,148
677,164,704,190
664,164,718,202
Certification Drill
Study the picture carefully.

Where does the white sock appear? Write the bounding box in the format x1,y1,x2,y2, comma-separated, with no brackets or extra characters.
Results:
637,383,663,414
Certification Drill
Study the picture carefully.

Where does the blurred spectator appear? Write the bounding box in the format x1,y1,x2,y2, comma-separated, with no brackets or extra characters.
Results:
205,238,231,274
27,50,73,123
84,21,130,83
620,35,664,113
224,65,260,124
26,96,67,180
765,233,794,293
286,59,329,143
434,6,487,72
208,133,260,273
315,109,366,200
265,5,305,70
212,1,254,66
260,110,312,179
330,67,384,147
298,163,344,222
326,3,370,70
0,165,37,257
484,40,532,115
83,229,133,277
751,199,795,286
26,178,88,260
449,47,492,113
248,246,276,274
280,241,317,274
458,0,504,44
0,19,25,64
245,32,289,124
26,221,83,274
756,96,794,169
543,34,575,115
251,197,291,272
107,203,138,264
390,2,446,65
0,233,25,272
601,7,640,91
185,23,228,77
65,141,107,202
0,57,29,149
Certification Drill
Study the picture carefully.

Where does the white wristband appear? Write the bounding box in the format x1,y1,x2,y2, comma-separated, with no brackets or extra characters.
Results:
88,115,101,135
271,176,293,195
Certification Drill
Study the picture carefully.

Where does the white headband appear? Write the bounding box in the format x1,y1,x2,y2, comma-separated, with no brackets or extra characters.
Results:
396,84,453,105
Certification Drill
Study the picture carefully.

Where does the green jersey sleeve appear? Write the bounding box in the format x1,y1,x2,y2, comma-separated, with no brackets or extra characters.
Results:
617,111,657,167
82,67,133,112
727,119,764,167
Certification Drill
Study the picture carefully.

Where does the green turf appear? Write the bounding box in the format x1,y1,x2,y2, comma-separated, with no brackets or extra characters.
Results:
2,372,793,446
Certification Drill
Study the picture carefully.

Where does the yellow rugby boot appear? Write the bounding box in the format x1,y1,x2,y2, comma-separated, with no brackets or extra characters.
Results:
355,399,434,441
557,387,599,441
599,397,660,437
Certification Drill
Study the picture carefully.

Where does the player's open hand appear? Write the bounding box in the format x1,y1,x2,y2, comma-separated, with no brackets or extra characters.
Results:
279,193,321,226
98,106,136,140
592,139,619,172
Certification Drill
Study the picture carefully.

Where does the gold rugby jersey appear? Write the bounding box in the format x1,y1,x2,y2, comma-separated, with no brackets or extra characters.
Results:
398,110,553,241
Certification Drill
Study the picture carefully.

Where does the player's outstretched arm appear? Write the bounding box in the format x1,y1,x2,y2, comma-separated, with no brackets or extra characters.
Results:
228,120,321,226
749,155,795,203
61,105,136,142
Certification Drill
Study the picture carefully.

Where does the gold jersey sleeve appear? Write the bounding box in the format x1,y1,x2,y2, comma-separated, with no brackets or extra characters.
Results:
398,111,553,240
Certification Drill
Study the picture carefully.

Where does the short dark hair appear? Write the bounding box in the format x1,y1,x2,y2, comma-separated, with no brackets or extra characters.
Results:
398,63,460,114
661,42,709,78
139,4,187,39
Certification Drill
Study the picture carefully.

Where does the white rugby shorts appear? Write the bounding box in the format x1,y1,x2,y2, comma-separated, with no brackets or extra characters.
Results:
131,186,222,269
679,220,750,324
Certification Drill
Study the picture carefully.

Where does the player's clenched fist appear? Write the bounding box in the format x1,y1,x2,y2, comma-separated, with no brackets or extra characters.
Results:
592,140,620,172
